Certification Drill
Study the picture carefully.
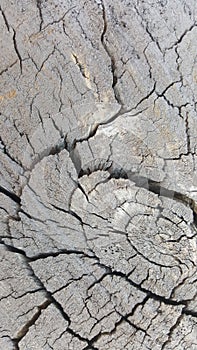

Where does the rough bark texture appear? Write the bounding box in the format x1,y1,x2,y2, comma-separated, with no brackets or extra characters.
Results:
0,1,197,349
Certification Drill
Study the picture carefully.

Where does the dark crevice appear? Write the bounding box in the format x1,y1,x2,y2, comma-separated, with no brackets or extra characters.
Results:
78,158,127,179
113,296,150,336
78,163,197,226
51,203,94,230
1,136,22,167
0,60,18,76
69,104,146,149
146,27,162,52
0,241,26,257
4,236,189,308
127,82,156,111
28,249,94,262
64,107,123,156
0,185,21,205
36,0,43,31
86,256,190,308
77,181,89,202
166,22,197,51
156,79,182,99
1,238,94,262
69,124,100,153
135,176,197,226
2,228,195,344
26,272,95,349
143,44,153,79
182,308,197,318
26,140,66,172
12,28,22,73
133,4,162,53
101,269,188,307
0,6,10,31
12,300,51,346
12,255,90,346
100,1,123,106
109,228,175,269
185,112,191,154
51,203,83,224
164,150,196,161
0,5,195,349
42,6,76,31
19,208,44,222
49,113,63,138
75,8,97,51
35,47,56,80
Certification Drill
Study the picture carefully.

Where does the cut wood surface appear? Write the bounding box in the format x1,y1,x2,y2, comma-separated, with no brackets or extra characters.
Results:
0,1,196,349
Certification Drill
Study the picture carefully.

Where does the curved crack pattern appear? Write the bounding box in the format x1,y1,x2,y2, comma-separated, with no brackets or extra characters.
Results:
0,0,196,349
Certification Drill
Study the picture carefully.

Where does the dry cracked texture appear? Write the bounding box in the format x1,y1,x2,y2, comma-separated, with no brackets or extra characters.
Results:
0,0,197,349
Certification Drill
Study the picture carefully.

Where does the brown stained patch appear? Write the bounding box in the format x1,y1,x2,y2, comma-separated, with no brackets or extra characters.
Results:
71,53,92,89
28,28,54,44
193,70,197,84
0,90,17,102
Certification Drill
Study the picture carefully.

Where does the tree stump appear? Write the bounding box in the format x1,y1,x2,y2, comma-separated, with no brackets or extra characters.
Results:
0,1,196,349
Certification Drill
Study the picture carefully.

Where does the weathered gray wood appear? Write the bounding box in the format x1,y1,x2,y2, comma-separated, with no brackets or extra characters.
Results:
0,0,196,349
